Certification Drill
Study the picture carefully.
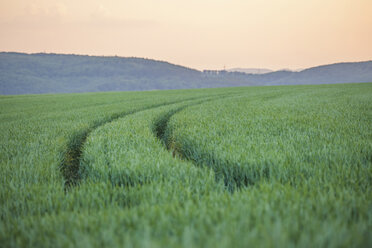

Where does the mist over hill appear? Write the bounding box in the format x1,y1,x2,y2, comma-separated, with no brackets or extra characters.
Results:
0,52,371,94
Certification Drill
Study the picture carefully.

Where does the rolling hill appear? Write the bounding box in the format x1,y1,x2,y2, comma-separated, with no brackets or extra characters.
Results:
0,52,371,94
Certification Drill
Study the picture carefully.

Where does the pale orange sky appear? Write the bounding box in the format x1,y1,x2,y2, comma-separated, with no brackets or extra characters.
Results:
0,0,371,70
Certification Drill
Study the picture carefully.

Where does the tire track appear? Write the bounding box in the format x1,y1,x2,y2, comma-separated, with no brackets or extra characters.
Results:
152,95,263,192
59,95,217,189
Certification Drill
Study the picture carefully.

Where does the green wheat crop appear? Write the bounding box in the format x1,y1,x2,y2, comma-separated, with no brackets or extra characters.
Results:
0,84,371,247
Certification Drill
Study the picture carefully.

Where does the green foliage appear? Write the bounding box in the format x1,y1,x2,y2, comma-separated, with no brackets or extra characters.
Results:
0,84,371,247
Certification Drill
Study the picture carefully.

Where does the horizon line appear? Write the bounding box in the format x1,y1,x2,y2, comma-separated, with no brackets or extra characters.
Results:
1,50,371,72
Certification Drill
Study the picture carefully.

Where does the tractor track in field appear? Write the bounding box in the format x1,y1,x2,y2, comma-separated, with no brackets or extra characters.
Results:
61,91,247,192
60,95,216,189
152,95,268,192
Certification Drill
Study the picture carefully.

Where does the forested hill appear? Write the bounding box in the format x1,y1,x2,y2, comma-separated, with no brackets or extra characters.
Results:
1,52,371,94
0,52,206,94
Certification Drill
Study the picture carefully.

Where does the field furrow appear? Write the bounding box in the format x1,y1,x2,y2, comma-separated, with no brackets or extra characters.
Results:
79,98,223,206
60,95,212,188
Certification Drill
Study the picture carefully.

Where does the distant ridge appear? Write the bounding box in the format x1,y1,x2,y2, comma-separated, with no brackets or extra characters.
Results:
0,52,371,94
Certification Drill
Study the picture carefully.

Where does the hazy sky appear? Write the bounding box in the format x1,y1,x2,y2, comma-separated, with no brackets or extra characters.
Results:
0,0,371,70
